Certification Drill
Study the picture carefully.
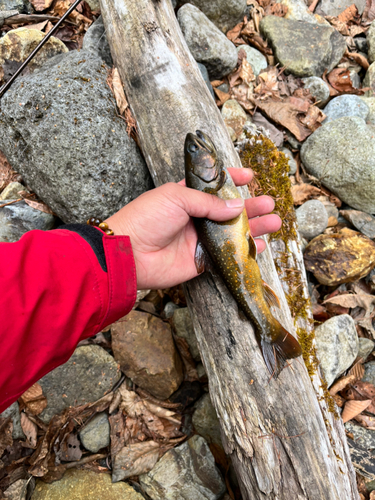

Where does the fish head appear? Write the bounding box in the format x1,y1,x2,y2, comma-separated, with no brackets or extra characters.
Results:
185,130,222,190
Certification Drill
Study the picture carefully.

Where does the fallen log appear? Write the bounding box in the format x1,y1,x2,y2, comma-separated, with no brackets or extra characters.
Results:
100,0,359,497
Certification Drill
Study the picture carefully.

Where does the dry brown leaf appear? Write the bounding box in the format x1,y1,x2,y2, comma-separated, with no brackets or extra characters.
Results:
230,83,255,112
20,412,38,449
226,20,245,45
270,3,288,16
291,183,322,205
52,0,92,25
355,412,375,429
333,394,345,407
25,20,49,30
327,216,338,227
238,54,256,86
363,0,375,22
109,412,125,457
299,105,326,132
57,433,82,461
0,418,13,456
324,286,375,320
328,68,357,93
342,399,371,423
348,358,365,380
210,80,224,87
19,382,47,416
30,0,53,12
329,374,356,395
325,16,349,35
344,49,370,70
214,87,231,106
112,68,128,116
337,3,358,22
348,25,366,37
23,198,54,215
112,440,161,482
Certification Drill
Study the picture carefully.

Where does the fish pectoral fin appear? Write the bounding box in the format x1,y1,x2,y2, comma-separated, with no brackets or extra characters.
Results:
247,232,257,260
203,170,226,195
261,323,302,380
194,241,207,274
262,281,281,309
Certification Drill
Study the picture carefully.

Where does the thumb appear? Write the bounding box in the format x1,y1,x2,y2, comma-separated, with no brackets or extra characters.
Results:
171,184,245,221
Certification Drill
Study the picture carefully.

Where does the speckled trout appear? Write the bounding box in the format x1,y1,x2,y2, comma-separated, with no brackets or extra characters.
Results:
185,130,302,378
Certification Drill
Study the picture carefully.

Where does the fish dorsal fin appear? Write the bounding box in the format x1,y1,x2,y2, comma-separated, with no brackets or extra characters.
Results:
262,280,281,309
247,232,257,260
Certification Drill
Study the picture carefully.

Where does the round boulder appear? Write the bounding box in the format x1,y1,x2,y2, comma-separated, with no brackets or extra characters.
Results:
296,199,328,239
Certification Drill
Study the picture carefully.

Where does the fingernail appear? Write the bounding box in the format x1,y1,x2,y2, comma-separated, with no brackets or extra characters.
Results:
225,198,244,208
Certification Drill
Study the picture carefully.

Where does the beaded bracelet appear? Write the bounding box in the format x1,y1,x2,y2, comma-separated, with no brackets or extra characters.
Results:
87,217,114,235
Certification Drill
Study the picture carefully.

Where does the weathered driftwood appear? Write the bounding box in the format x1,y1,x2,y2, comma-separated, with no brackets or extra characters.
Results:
100,0,359,497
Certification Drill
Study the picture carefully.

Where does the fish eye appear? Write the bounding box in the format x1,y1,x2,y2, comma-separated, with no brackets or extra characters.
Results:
188,143,198,153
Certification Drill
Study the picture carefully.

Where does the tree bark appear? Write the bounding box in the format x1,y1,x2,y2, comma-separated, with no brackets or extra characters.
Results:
100,0,359,498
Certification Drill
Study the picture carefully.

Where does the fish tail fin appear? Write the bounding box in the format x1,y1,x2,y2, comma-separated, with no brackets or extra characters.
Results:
261,322,302,380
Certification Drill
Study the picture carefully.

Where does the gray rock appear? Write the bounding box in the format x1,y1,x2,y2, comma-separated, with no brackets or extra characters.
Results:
0,0,30,14
364,61,375,97
302,76,330,107
221,99,247,140
358,337,375,361
324,204,339,220
345,421,375,450
177,3,238,79
217,82,229,93
296,199,328,239
196,362,207,379
360,96,375,125
192,393,222,447
173,307,200,362
85,0,100,11
363,361,375,385
0,201,55,243
38,345,121,422
285,129,302,149
280,147,297,175
355,37,368,53
323,95,369,123
79,412,110,453
315,314,358,387
340,209,375,239
139,435,226,500
319,0,366,16
82,16,113,67
368,21,375,64
301,116,375,214
260,16,346,77
236,45,267,77
197,62,215,99
0,402,24,439
0,50,153,224
349,69,361,89
178,0,246,33
0,181,25,200
275,0,318,23
163,301,180,319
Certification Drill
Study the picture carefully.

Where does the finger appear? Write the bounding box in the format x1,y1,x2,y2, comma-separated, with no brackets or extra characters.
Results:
249,214,282,237
168,183,245,221
228,168,253,186
245,195,275,219
178,179,186,186
255,238,266,253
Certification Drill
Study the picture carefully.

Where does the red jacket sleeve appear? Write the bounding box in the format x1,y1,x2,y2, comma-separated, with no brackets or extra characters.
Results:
0,228,137,413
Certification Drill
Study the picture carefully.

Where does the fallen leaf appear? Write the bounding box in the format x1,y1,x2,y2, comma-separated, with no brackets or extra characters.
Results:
329,374,356,395
344,49,370,70
214,87,230,106
270,3,288,16
348,358,365,381
112,68,128,116
52,0,92,26
226,20,245,45
57,433,82,462
342,399,371,423
348,25,366,37
355,412,375,429
25,20,48,30
337,3,358,23
23,199,54,215
363,0,375,22
325,16,349,36
0,418,13,457
30,0,54,11
210,80,224,87
20,413,38,449
18,383,47,416
251,111,284,147
109,412,125,457
112,440,161,482
291,183,322,205
328,68,357,93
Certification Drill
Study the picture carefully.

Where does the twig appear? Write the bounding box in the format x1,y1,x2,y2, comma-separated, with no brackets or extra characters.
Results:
65,453,107,469
0,198,22,208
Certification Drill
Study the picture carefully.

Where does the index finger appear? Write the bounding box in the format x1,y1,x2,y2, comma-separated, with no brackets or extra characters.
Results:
178,167,253,186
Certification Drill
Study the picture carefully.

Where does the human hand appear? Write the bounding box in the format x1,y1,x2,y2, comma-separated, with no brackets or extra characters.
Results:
105,168,281,289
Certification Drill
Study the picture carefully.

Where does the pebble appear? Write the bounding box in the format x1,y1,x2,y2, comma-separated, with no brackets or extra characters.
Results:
285,130,302,149
0,28,67,76
349,69,361,89
236,45,267,77
318,0,366,16
38,345,121,422
360,96,375,125
0,0,30,14
301,116,375,214
173,307,201,362
345,421,375,450
0,39,153,224
0,201,55,243
296,200,328,239
323,95,369,123
198,62,215,99
221,99,248,140
163,301,180,319
139,435,226,500
315,314,358,387
192,393,222,447
275,0,318,23
363,361,375,385
340,209,375,239
280,147,297,175
367,17,375,64
260,16,346,77
358,338,375,361
355,37,368,53
177,3,238,79
178,0,247,34
0,402,24,439
79,412,110,453
324,204,339,220
0,181,26,200
31,469,144,500
111,310,183,399
364,61,375,97
302,76,330,107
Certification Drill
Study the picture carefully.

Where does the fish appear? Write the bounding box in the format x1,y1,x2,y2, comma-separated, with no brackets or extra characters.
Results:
184,130,302,378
